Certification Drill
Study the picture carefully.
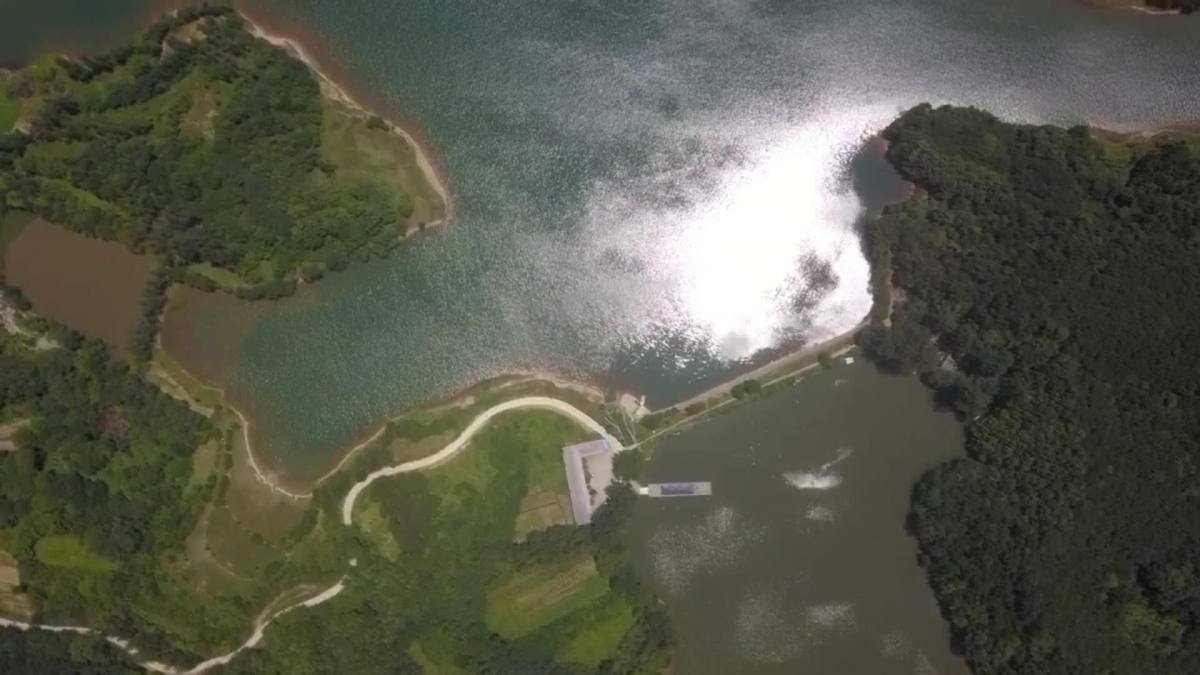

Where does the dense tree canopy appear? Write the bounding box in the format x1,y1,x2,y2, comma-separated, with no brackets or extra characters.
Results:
0,315,251,660
0,4,417,289
0,626,140,674
862,104,1200,674
1146,0,1199,13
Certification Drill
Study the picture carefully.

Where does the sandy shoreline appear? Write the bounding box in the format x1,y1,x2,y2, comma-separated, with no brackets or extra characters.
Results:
221,368,611,499
237,11,453,223
1090,118,1200,140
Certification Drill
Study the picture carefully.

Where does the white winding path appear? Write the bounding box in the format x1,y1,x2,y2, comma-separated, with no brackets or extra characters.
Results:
4,396,616,673
341,395,620,525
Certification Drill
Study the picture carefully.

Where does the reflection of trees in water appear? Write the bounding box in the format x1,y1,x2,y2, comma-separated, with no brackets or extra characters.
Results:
790,251,838,315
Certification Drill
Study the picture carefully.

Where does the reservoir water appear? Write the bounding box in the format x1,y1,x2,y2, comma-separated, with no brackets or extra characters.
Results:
187,0,1200,479
6,2,1198,672
629,359,968,674
8,2,1200,478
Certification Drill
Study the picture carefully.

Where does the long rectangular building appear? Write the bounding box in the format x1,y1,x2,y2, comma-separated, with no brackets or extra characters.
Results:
562,438,616,525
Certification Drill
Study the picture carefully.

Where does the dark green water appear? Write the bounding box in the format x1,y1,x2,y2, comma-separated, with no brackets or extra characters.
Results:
631,358,968,675
0,0,157,64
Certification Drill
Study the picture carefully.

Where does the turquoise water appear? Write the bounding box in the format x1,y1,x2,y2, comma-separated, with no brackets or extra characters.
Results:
13,0,1200,479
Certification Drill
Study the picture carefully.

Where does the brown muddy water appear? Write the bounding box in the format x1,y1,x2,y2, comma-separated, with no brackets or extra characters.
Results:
3,219,150,355
629,357,969,675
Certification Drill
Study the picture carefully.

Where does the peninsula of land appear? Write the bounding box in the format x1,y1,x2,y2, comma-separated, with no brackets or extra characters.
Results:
0,3,447,315
860,104,1200,675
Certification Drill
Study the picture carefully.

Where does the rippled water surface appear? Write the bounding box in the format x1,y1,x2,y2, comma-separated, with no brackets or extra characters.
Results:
13,0,1200,478
629,359,968,674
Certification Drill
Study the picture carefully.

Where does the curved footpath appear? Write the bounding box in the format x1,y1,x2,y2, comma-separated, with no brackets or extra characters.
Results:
2,396,616,674
341,395,621,524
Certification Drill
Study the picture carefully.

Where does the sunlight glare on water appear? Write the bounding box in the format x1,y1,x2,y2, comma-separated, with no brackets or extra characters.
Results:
594,105,898,361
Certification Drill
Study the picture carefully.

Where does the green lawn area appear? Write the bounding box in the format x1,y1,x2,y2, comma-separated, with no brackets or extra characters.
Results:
319,99,442,225
486,553,610,639
556,599,636,666
186,262,248,290
513,491,570,540
426,428,500,505
356,497,400,561
511,411,579,538
204,506,281,576
0,82,21,133
34,535,118,574
188,438,221,489
409,634,469,675
524,414,579,494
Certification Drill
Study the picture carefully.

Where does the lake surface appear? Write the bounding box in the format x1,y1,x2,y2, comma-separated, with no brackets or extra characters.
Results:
630,358,968,675
0,0,162,65
13,0,1200,480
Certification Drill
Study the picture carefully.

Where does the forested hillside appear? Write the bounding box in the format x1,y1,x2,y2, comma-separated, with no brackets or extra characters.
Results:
0,4,441,293
861,104,1200,674
0,626,140,674
0,314,259,659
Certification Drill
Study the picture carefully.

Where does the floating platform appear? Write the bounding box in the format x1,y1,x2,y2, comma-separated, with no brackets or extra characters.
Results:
644,482,713,498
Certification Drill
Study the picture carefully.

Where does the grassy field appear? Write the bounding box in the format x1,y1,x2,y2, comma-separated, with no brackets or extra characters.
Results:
0,80,20,132
319,99,445,227
188,438,221,489
223,420,308,540
409,634,469,675
355,498,401,561
556,599,636,666
512,414,576,537
203,507,281,576
513,490,571,540
185,262,249,290
34,535,118,574
305,404,648,670
486,553,610,638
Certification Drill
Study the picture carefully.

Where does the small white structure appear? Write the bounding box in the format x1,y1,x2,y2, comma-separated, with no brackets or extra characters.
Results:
644,482,713,498
562,438,617,525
